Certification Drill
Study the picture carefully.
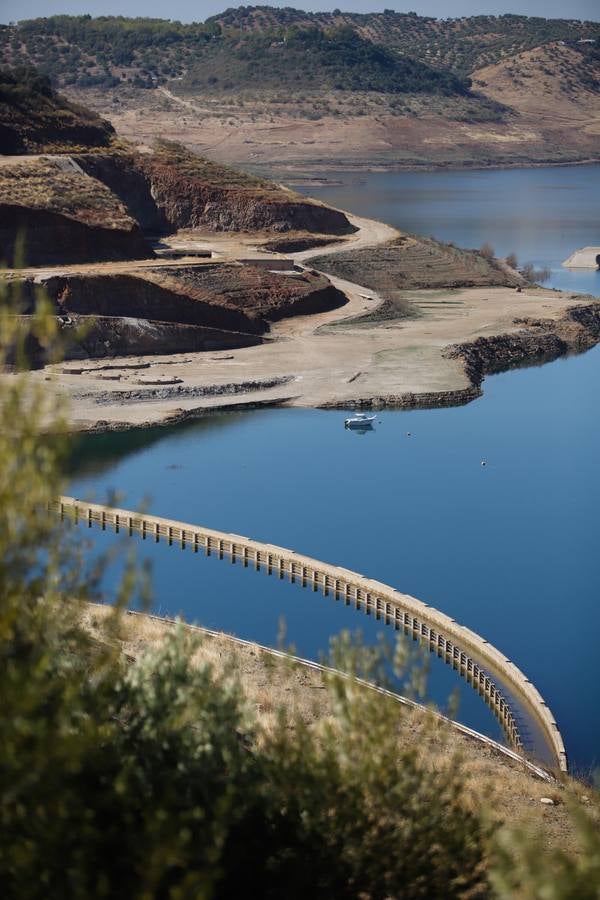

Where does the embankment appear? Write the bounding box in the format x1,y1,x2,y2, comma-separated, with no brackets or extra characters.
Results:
76,149,356,236
322,302,600,411
13,264,347,362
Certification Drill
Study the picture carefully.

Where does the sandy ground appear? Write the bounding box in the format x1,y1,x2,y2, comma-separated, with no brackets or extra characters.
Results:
34,278,586,431
36,296,590,431
83,602,599,856
79,77,600,174
10,210,593,431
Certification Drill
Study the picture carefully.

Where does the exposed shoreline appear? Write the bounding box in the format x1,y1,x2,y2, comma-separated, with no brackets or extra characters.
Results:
16,209,600,434
279,156,600,182
50,295,600,434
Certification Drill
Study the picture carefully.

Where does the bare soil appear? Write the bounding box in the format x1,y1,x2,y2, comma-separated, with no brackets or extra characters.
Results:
73,67,600,174
17,211,599,431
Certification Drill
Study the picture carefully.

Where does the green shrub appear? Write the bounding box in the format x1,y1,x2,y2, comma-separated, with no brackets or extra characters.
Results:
0,277,489,899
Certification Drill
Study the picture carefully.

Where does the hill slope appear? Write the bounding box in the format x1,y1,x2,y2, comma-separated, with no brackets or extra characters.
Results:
207,7,600,76
0,66,114,153
1,11,598,87
473,41,600,117
177,25,470,97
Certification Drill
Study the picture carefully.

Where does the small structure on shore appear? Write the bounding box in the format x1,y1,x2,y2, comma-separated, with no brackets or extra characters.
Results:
562,246,600,269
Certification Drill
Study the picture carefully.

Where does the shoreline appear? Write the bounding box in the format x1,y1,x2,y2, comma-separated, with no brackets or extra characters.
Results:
59,301,600,434
278,156,600,184
13,208,600,434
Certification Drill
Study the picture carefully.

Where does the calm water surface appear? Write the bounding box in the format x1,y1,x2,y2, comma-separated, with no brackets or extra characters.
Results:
69,166,600,772
298,164,600,295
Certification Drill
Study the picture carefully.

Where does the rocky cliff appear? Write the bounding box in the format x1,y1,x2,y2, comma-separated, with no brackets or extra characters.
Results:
76,144,355,236
15,262,347,362
0,157,152,266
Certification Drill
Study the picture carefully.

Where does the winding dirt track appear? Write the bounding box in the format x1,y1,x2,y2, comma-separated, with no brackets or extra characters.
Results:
10,209,598,431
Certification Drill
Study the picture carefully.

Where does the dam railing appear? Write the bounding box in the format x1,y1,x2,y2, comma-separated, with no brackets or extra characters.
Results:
51,495,568,773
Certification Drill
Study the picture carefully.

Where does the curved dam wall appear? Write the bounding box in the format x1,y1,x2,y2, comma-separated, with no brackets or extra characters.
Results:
52,496,568,773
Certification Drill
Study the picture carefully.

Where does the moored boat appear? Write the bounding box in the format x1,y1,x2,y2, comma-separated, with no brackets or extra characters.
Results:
344,412,376,429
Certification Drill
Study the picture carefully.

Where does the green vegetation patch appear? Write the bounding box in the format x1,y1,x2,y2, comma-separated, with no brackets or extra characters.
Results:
178,25,470,97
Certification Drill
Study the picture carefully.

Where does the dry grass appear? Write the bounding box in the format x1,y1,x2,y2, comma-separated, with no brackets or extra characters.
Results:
82,604,331,737
82,603,599,856
0,159,134,229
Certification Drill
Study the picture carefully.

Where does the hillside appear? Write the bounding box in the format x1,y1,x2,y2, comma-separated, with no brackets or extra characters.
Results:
1,11,598,87
177,25,470,97
0,66,114,153
2,11,599,171
473,40,600,117
207,7,600,76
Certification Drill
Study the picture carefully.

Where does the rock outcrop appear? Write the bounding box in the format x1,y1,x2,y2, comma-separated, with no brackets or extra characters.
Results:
446,303,600,387
76,145,355,236
15,262,347,362
0,158,152,266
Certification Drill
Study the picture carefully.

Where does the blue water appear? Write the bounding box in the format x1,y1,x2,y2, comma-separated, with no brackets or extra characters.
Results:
68,165,600,773
297,165,600,296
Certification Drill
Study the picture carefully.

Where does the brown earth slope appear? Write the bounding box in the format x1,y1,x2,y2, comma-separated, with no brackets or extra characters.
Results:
474,42,600,119
0,156,151,265
13,262,347,362
76,143,355,236
472,42,600,155
89,79,600,174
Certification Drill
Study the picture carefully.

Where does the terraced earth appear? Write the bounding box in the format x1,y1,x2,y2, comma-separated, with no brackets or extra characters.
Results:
308,234,518,311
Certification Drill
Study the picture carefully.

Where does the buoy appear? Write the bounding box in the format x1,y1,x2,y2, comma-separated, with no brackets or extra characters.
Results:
406,432,411,437
481,460,487,467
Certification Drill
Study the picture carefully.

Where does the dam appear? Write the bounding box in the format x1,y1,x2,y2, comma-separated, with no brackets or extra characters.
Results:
51,495,568,773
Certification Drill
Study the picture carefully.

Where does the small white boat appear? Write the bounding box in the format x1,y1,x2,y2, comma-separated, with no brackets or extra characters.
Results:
344,412,376,429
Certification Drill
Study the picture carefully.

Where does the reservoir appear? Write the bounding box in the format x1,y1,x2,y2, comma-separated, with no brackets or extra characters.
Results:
68,164,600,773
300,163,600,297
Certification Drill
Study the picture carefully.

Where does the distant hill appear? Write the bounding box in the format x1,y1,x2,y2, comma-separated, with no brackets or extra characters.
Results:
0,66,114,153
177,26,470,97
1,10,598,92
1,11,598,172
473,40,600,116
206,8,600,76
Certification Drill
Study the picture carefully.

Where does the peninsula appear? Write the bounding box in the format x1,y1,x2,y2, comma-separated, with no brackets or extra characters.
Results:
2,68,599,431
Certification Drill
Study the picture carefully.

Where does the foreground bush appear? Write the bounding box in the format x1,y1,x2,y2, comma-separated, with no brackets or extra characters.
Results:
1,274,598,899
